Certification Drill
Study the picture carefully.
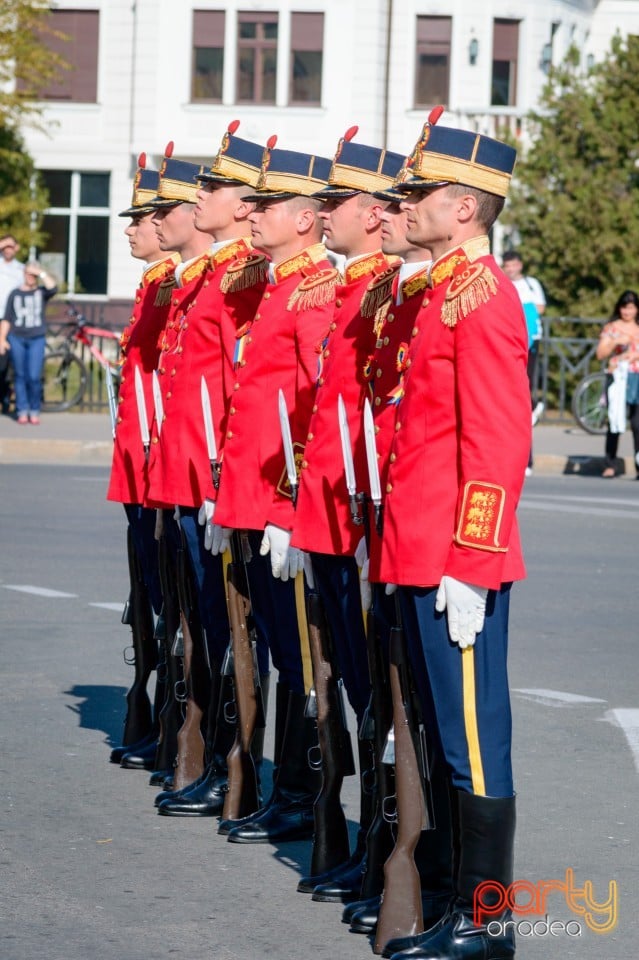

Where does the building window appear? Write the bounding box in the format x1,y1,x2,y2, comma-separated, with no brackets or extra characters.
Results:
40,171,110,295
491,19,519,106
191,10,225,101
415,16,451,107
37,10,100,102
237,11,278,104
290,12,323,105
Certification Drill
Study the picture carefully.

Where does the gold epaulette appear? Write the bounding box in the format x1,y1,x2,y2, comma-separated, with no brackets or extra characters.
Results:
181,253,210,286
220,253,269,294
154,275,177,307
360,264,400,318
287,268,340,312
441,262,498,329
401,271,429,301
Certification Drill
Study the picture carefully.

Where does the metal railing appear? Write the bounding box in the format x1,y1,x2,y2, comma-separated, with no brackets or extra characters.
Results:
44,307,604,419
535,317,605,424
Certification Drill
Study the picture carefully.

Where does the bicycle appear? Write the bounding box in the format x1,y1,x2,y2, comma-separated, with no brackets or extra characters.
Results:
42,304,121,412
571,370,609,435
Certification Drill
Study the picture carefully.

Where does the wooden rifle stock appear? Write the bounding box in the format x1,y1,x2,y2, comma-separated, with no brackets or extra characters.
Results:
222,532,265,821
374,624,429,954
121,524,158,745
306,589,356,876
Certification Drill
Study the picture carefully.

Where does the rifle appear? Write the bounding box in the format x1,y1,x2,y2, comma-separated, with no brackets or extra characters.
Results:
222,531,266,821
357,597,395,901
171,526,209,791
120,523,158,745
374,618,433,954
152,526,185,776
305,587,356,876
279,388,355,874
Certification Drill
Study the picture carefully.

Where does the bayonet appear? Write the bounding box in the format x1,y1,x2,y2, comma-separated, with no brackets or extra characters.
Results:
200,376,221,489
337,393,363,525
278,388,298,506
134,365,150,460
363,397,383,535
152,369,164,437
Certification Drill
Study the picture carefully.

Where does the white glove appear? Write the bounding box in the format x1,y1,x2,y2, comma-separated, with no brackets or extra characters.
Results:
435,576,488,649
354,536,372,611
260,523,299,581
198,499,216,550
385,582,397,596
209,523,232,556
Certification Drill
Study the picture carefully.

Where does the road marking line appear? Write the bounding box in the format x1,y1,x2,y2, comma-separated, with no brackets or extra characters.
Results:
523,493,639,507
519,501,638,520
606,709,639,775
89,602,124,612
2,584,78,598
514,688,607,707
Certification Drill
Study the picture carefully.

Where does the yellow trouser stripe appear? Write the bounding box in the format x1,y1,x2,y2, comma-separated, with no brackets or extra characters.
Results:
294,572,314,695
461,647,486,796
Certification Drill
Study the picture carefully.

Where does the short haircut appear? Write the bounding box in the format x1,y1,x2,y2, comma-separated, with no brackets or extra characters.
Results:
446,184,505,231
502,250,523,263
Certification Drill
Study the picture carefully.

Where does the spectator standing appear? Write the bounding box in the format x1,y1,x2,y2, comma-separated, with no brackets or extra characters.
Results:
502,249,546,474
595,289,639,478
0,234,25,413
0,261,58,424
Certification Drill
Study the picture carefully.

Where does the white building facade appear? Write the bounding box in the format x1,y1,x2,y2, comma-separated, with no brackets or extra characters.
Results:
21,0,639,308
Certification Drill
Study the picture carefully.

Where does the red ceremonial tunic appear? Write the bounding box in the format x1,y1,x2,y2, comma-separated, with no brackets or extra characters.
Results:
374,237,531,591
106,255,178,505
290,251,397,555
146,240,267,509
365,263,431,576
213,243,337,532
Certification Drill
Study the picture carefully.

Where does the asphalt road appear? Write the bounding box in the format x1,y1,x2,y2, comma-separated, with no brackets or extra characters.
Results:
0,465,637,960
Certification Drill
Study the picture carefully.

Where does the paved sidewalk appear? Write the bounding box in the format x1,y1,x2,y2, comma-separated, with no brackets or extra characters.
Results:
0,409,636,477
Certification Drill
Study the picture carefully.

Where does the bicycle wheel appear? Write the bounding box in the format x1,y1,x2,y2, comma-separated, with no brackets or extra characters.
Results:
41,351,88,412
571,372,609,435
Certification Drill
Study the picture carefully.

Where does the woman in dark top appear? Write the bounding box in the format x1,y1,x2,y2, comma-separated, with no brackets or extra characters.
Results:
0,261,57,424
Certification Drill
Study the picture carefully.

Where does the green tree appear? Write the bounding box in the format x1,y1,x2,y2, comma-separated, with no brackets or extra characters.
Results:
504,34,639,318
0,1,68,246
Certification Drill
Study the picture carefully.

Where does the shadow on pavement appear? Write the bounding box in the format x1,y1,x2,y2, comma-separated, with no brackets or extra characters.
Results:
64,683,128,743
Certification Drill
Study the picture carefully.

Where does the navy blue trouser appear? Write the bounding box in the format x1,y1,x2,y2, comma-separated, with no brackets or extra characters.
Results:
244,530,303,692
310,553,371,724
400,584,513,798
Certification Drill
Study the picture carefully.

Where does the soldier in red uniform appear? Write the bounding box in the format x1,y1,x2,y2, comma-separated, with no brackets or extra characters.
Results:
209,141,337,844
344,188,453,939
106,155,179,766
282,131,404,904
372,113,530,960
146,133,272,817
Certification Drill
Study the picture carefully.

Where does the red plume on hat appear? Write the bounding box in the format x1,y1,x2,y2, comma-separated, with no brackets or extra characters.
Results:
334,124,358,162
219,121,240,156
164,141,174,158
137,152,147,169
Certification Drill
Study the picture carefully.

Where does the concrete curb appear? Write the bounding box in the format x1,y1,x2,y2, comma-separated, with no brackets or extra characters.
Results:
0,438,112,465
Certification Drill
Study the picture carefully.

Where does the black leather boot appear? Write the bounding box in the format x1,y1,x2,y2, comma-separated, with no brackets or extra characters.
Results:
388,792,516,960
226,689,320,843
120,738,159,770
218,679,286,836
110,730,156,765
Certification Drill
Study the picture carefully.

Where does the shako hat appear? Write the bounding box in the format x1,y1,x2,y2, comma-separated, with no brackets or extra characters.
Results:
152,142,203,206
313,126,405,198
118,153,161,217
241,136,332,201
196,120,263,188
396,106,516,198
